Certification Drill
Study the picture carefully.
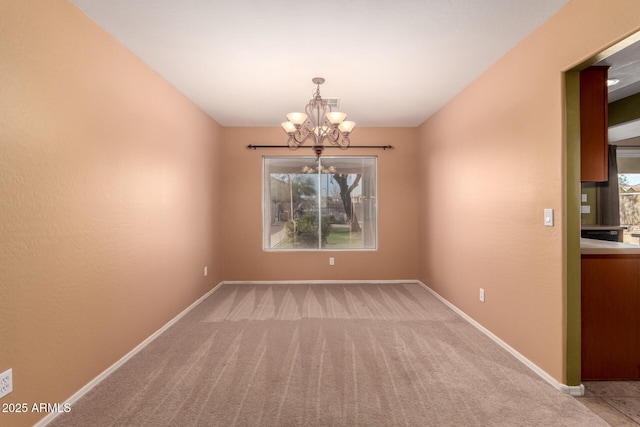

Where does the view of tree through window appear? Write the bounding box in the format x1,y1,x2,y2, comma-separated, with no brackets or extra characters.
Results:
263,156,377,250
619,173,640,243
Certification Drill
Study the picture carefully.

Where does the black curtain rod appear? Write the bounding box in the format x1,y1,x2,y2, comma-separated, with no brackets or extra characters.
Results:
247,144,393,150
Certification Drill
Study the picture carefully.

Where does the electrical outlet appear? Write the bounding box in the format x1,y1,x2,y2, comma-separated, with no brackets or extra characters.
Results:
204,266,208,277
0,369,12,399
329,257,335,266
479,288,485,303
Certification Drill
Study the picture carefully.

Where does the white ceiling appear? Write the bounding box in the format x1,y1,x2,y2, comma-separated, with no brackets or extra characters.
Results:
599,39,640,103
70,0,569,127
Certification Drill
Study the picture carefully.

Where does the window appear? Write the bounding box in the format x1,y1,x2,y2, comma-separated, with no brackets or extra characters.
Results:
619,172,640,243
263,156,377,251
618,148,640,243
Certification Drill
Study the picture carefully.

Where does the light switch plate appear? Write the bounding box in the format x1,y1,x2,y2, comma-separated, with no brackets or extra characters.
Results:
581,205,591,214
581,194,588,203
544,208,554,227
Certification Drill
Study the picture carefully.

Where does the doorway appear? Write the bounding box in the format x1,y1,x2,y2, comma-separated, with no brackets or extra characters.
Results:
566,31,640,386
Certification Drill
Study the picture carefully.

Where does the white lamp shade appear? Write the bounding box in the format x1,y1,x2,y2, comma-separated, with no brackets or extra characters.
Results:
281,121,296,133
286,112,307,125
338,120,356,133
326,111,347,125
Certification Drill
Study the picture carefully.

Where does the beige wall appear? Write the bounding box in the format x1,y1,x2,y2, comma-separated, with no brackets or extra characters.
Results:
418,0,640,384
221,127,419,281
0,1,223,425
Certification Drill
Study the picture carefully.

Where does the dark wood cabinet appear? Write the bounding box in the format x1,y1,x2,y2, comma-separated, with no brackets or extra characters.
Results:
582,254,640,379
580,66,609,182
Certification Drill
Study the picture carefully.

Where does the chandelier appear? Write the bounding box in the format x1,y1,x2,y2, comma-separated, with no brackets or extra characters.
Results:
281,77,356,157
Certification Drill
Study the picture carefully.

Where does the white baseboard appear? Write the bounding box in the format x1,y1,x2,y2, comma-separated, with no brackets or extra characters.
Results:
223,279,417,285
36,282,224,427
416,281,585,397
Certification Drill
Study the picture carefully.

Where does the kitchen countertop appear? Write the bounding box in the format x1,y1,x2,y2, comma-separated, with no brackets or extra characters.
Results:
581,225,625,230
581,237,640,254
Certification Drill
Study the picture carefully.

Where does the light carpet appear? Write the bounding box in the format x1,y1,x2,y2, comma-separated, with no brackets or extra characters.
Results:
48,282,606,426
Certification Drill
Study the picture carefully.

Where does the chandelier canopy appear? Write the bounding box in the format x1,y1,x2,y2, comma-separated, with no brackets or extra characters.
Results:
281,77,356,157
